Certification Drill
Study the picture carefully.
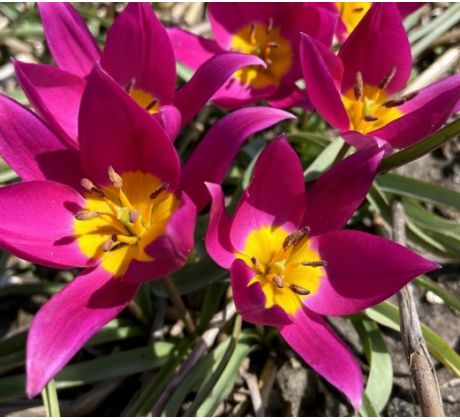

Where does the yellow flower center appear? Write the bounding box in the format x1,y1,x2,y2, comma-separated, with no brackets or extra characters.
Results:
230,20,293,89
341,70,411,134
336,2,371,35
125,78,160,115
236,226,325,315
74,168,178,277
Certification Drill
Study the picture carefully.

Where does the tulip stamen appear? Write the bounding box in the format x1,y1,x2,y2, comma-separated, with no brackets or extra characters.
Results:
282,226,310,251
289,284,311,295
249,23,256,44
301,260,327,267
102,234,116,252
353,7,364,13
363,114,379,122
125,77,136,94
75,210,101,221
150,182,170,200
382,91,418,108
378,67,396,90
80,177,105,197
129,209,140,224
354,71,363,100
108,166,123,189
267,17,274,34
272,275,284,289
146,98,159,112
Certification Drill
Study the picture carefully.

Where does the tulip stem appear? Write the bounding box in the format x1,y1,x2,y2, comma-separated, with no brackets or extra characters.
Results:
392,201,445,417
161,277,197,337
41,379,61,417
380,119,460,174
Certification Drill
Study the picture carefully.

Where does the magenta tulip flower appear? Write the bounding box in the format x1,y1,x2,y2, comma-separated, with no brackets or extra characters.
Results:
14,3,263,142
301,3,460,151
167,3,337,109
205,137,438,409
0,60,292,397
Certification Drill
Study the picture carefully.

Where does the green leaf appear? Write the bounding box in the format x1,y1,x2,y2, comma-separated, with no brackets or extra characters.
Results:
365,301,460,376
410,3,460,58
124,339,192,416
353,319,393,416
379,119,460,174
176,62,193,82
415,275,460,312
376,174,460,211
194,333,255,416
150,258,228,298
304,138,345,181
368,182,460,259
0,341,175,403
163,335,236,416
0,282,63,298
403,198,460,239
86,326,146,347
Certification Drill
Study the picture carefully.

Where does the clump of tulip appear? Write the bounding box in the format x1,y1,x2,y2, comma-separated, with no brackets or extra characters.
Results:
0,2,455,412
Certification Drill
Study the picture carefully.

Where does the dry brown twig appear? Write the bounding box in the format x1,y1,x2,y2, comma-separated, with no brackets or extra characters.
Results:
392,201,445,417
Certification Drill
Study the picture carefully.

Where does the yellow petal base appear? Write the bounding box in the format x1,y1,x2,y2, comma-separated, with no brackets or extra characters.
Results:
235,226,324,315
230,22,292,89
74,171,178,277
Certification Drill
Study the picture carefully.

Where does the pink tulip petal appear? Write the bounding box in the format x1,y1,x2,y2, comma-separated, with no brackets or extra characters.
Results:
339,3,412,94
14,60,85,143
267,86,310,109
38,2,100,77
211,77,277,109
0,180,89,269
79,65,180,189
372,74,460,149
180,108,295,211
0,94,84,189
101,3,176,105
174,52,265,126
397,3,426,17
281,307,363,410
300,33,349,131
304,145,385,236
123,192,196,283
342,131,393,155
277,5,337,88
231,136,306,251
205,182,235,269
26,266,138,397
156,105,182,142
307,230,440,316
231,259,291,327
209,3,280,49
297,5,338,48
166,27,224,70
